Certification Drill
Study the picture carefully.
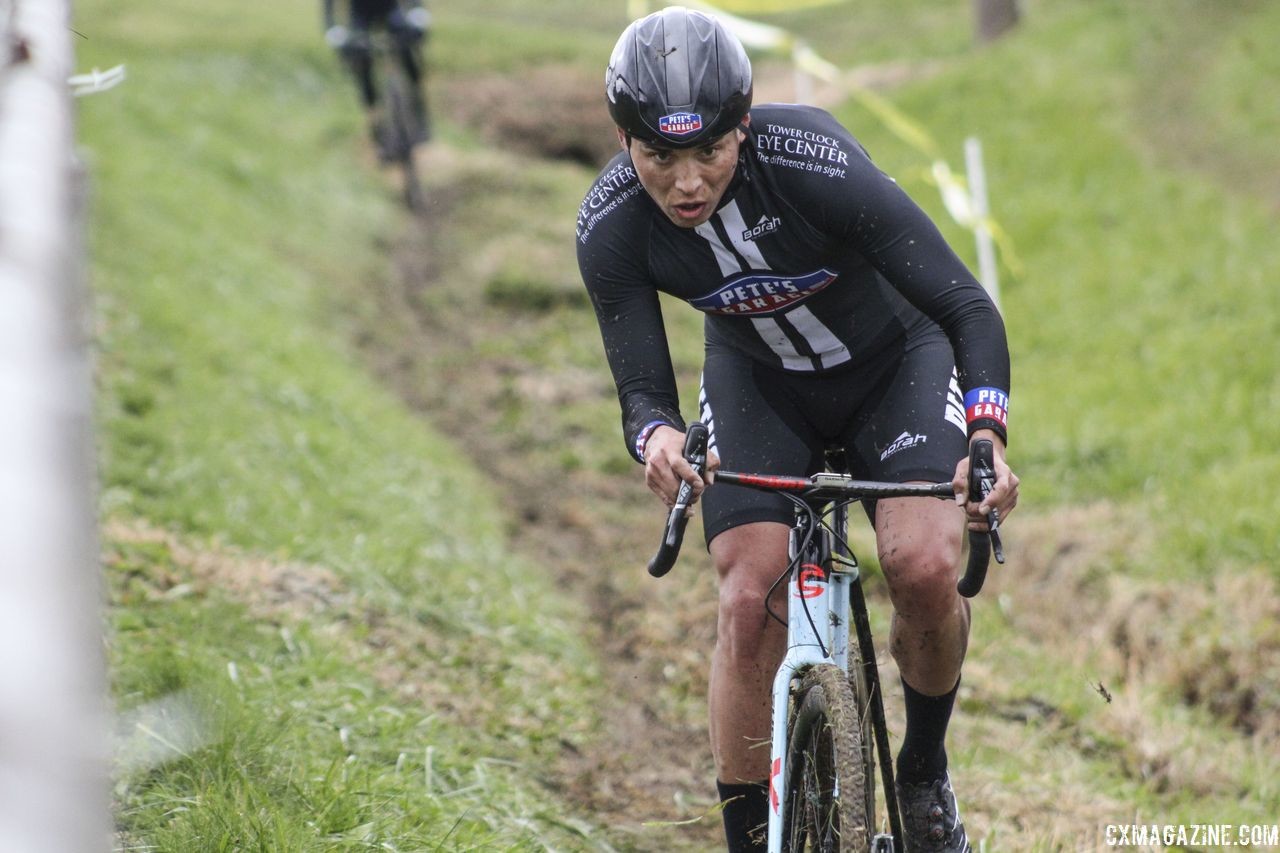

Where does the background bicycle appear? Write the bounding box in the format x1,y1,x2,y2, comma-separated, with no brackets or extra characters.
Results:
325,0,432,211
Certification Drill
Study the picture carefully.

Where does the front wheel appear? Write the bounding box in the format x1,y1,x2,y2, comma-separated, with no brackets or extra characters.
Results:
783,664,873,852
381,57,426,212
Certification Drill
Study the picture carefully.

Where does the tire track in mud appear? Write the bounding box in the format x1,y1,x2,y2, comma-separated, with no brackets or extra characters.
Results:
354,172,727,851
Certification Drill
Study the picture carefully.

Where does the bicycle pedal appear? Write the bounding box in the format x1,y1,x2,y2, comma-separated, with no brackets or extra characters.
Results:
871,834,895,853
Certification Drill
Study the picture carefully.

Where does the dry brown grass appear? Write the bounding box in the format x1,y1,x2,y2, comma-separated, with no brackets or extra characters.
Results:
1000,504,1280,742
437,65,619,168
101,518,587,747
103,518,351,620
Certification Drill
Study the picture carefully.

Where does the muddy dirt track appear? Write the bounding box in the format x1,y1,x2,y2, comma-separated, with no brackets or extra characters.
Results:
364,188,728,852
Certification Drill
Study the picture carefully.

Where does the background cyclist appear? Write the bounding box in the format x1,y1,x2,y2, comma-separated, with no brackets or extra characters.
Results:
577,7,1019,851
323,0,432,159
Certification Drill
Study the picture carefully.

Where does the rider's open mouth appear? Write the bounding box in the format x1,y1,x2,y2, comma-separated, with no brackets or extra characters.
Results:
673,201,708,220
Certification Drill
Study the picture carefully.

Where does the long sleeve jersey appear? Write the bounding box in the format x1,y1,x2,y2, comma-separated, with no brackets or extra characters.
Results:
576,104,1010,463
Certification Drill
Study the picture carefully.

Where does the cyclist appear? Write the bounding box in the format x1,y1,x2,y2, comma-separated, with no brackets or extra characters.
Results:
577,7,1019,852
323,0,432,159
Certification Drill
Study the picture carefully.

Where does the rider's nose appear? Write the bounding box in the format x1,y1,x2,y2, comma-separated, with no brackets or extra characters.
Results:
672,162,704,195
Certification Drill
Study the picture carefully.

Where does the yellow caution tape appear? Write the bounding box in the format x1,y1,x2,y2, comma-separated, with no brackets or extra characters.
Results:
924,162,1025,276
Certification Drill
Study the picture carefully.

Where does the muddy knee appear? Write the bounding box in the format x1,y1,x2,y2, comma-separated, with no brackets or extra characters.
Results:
880,537,963,622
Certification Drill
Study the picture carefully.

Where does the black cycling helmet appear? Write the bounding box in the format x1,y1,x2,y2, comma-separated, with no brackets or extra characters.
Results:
606,6,753,148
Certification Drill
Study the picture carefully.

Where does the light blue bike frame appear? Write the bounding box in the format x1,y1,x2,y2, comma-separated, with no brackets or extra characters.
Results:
766,522,853,851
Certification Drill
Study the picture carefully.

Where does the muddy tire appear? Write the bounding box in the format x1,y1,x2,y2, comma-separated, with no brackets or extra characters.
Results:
783,664,873,852
848,647,877,836
382,59,426,212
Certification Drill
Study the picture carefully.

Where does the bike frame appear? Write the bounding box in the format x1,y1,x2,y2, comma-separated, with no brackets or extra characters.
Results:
766,509,846,849
357,31,427,211
766,497,901,853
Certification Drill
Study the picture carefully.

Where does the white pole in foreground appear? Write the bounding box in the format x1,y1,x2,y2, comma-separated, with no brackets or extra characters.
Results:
964,136,1001,311
0,0,109,850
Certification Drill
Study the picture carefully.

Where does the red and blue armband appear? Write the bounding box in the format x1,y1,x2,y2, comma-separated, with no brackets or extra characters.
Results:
634,420,670,463
964,387,1009,443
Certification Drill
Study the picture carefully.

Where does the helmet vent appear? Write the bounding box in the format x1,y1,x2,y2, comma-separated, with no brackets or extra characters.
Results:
660,12,691,107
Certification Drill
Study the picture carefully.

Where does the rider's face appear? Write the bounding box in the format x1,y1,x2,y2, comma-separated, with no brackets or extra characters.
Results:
622,125,746,229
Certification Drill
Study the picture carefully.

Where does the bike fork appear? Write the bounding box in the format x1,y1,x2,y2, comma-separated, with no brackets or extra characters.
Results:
769,517,861,850
766,524,833,852
765,652,802,851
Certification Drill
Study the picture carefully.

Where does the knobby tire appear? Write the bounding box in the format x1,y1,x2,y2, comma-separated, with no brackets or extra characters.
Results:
381,58,426,213
783,664,873,852
848,645,877,837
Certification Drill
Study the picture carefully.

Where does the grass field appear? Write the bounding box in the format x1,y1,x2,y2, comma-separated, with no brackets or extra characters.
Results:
79,0,1278,849
80,0,611,848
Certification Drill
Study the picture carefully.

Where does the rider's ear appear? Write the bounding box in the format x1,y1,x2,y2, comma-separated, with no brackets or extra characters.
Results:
616,128,629,150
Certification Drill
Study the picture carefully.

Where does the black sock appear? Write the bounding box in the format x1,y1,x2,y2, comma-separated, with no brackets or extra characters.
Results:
717,779,769,852
896,676,959,786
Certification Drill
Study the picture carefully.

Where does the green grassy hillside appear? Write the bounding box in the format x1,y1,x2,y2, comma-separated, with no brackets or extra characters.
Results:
845,0,1280,568
79,0,1278,850
79,0,611,848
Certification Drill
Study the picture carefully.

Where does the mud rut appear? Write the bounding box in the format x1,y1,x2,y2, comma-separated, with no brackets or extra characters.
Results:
362,193,728,851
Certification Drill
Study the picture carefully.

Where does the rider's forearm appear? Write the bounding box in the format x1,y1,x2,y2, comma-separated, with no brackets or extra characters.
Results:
584,284,687,463
916,284,1010,444
621,392,685,464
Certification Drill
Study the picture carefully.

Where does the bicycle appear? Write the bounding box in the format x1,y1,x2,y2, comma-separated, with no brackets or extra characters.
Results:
354,29,429,212
648,422,1001,852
